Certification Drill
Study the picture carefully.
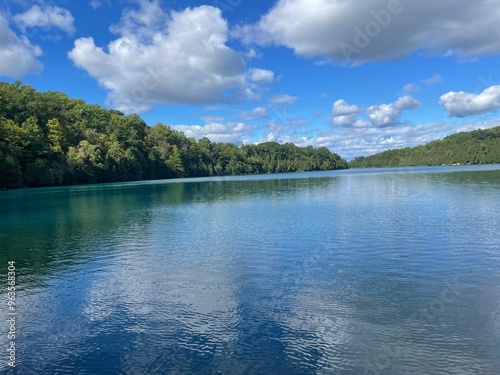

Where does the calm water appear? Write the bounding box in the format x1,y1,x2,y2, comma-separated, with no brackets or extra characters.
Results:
1,165,500,374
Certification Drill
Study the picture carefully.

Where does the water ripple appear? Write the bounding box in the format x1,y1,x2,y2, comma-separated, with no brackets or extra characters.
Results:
1,166,499,374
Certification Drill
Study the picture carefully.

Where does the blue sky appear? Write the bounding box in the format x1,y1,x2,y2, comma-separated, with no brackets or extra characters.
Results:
1,0,500,159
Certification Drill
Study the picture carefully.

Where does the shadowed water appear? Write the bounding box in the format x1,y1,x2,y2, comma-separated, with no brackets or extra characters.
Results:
1,165,499,374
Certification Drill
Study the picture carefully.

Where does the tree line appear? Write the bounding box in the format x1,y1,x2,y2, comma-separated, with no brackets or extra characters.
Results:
0,81,348,189
349,126,500,168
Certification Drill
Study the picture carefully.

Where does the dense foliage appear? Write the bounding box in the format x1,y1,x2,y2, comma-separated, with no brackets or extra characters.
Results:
0,81,347,188
349,127,500,168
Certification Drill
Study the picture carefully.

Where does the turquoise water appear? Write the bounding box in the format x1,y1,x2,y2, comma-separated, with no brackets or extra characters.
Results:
1,165,499,374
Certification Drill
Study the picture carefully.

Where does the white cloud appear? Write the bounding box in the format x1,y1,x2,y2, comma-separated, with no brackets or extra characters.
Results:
269,94,298,105
245,48,258,58
256,122,290,143
248,68,275,84
257,132,278,143
175,110,497,160
171,122,255,144
330,96,420,127
333,115,370,128
439,86,500,117
367,104,403,126
332,114,357,127
367,95,420,126
90,0,103,9
235,0,500,65
251,107,268,118
454,119,500,133
260,122,454,159
109,0,167,40
255,94,498,158
255,114,312,143
332,99,363,116
257,116,499,158
0,15,42,78
330,100,366,127
69,3,253,113
241,106,268,120
393,95,421,110
14,5,75,35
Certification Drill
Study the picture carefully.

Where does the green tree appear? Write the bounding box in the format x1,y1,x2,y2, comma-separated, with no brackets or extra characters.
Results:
0,81,349,188
67,140,105,183
47,118,67,154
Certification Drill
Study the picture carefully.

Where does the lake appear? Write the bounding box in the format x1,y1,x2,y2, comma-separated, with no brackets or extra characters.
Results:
1,165,499,374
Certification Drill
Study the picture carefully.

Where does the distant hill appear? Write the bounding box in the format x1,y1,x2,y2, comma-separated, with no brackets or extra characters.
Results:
349,126,500,168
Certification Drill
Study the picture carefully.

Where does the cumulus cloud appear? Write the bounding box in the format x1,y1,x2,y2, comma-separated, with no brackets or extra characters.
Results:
367,104,403,127
235,0,500,65
393,95,421,110
269,94,298,105
171,122,255,144
69,2,254,113
332,99,363,116
333,115,369,128
108,0,166,40
14,5,75,35
248,68,275,84
0,15,42,78
330,96,420,127
439,86,500,118
367,95,420,126
330,99,366,127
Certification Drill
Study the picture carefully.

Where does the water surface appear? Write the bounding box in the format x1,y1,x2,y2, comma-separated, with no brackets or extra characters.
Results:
1,165,499,374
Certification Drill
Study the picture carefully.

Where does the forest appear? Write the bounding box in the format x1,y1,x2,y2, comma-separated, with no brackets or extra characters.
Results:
0,81,348,189
349,126,500,168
